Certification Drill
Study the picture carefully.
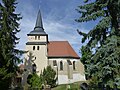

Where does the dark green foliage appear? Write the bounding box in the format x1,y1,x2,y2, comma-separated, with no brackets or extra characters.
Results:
27,66,57,88
76,0,120,88
0,0,23,89
40,66,57,88
80,46,92,80
27,74,42,88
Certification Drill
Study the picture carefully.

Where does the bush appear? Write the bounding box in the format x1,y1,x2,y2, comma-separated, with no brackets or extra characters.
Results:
27,74,42,88
40,66,57,88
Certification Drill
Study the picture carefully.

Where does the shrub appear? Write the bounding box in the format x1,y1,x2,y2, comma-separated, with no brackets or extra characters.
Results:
40,66,57,88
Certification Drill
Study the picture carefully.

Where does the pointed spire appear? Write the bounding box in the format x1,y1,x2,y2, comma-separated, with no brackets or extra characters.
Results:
34,10,43,31
28,10,47,35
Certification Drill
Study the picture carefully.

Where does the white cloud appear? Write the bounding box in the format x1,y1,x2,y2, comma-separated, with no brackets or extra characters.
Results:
16,0,89,56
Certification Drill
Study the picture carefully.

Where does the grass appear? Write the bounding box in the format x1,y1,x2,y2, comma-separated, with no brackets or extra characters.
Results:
52,81,86,90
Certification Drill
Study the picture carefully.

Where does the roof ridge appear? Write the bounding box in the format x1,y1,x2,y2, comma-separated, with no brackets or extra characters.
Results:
49,41,68,42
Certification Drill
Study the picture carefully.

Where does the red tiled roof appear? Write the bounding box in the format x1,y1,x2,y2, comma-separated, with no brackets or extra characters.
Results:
48,41,80,59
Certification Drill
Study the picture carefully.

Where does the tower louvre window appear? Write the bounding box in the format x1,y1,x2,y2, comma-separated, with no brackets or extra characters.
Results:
35,36,37,40
38,36,40,40
37,46,39,50
33,46,35,50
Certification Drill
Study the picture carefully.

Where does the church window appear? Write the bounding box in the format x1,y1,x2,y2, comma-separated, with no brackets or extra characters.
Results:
32,63,36,73
35,36,37,40
67,60,72,65
38,36,40,40
33,46,35,50
73,61,76,70
37,46,39,50
60,61,63,70
53,60,57,66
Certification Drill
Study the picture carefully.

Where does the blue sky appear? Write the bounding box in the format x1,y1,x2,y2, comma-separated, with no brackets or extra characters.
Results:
16,0,95,56
1,0,96,56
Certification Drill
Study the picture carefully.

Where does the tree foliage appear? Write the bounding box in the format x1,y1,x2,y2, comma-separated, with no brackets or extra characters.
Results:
27,74,42,88
0,0,23,89
76,0,120,88
27,66,56,88
40,66,57,88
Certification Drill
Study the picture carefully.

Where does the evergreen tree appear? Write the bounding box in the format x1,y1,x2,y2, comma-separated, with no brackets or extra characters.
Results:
0,0,23,89
80,46,92,80
76,0,120,88
40,66,57,88
27,74,42,88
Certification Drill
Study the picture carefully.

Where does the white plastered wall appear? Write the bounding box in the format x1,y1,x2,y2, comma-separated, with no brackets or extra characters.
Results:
48,58,86,84
28,36,47,42
25,35,48,75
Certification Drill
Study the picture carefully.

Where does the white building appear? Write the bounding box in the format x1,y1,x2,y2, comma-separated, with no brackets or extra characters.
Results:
23,10,85,85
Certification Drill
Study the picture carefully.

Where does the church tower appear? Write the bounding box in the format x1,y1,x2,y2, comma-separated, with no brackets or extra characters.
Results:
25,10,48,75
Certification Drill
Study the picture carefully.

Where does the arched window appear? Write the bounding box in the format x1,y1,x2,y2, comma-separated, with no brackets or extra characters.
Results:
73,61,75,70
32,63,36,73
60,61,63,70
33,46,35,50
37,46,39,50
53,60,57,66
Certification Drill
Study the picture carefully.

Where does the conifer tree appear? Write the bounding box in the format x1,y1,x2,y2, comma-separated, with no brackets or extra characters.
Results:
76,0,120,88
0,0,23,89
40,66,57,88
27,74,42,88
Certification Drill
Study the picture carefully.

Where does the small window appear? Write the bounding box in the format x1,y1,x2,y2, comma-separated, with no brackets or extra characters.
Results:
37,46,39,50
33,46,35,50
73,61,76,70
38,36,40,40
60,61,63,70
32,64,36,73
35,36,37,40
35,57,36,60
53,60,57,66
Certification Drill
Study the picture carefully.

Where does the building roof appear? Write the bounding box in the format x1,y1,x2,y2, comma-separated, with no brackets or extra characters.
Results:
28,10,47,36
48,41,80,59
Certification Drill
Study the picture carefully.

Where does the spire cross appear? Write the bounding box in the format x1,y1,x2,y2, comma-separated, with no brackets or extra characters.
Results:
38,0,42,10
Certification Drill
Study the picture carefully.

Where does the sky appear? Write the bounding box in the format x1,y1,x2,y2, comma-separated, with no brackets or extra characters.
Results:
1,0,97,56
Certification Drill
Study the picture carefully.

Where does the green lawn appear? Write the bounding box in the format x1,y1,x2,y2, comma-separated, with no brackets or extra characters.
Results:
52,81,86,90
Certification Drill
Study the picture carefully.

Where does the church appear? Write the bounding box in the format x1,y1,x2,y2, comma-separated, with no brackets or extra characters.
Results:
23,10,85,85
